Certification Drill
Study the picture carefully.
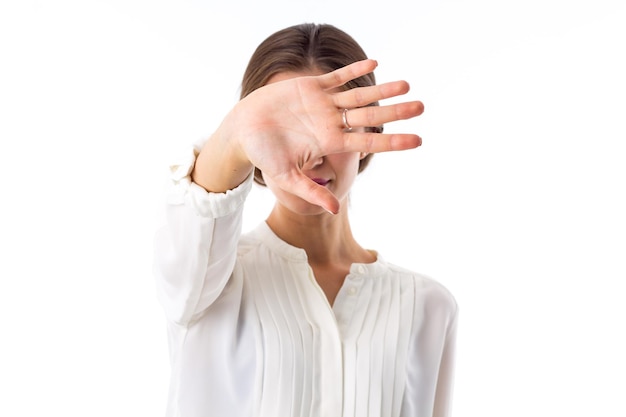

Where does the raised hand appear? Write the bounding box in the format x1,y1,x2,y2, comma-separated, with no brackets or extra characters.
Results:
193,59,424,214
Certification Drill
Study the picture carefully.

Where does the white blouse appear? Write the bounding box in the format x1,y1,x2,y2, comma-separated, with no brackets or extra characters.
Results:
153,147,458,417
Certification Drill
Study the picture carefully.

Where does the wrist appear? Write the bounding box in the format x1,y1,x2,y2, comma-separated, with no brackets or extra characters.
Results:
192,127,253,193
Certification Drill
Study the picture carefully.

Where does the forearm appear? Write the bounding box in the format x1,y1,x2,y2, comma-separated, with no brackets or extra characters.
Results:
192,115,254,193
154,144,254,325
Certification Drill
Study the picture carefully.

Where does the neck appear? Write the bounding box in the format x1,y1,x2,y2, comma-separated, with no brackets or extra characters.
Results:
265,202,374,266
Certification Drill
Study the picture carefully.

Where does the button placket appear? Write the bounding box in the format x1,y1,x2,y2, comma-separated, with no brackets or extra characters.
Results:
333,274,362,334
347,272,363,295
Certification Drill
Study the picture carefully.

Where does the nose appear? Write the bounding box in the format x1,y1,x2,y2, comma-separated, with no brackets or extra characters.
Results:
303,155,324,170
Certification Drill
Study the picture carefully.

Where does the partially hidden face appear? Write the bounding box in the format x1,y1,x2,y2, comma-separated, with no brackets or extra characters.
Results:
262,70,367,215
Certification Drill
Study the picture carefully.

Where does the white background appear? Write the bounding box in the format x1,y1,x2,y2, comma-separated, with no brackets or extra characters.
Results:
1,0,625,416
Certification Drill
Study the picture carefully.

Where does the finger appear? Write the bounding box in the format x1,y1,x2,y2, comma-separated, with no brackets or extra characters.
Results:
317,59,378,90
339,131,422,154
332,80,411,109
278,171,341,214
339,100,425,129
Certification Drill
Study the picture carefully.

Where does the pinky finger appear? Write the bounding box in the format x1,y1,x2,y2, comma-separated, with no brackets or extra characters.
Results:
317,59,378,90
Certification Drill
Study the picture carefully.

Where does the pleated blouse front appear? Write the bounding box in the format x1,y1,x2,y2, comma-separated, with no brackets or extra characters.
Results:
154,154,457,417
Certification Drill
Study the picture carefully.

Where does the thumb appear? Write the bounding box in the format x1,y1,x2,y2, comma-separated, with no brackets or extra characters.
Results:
280,171,341,215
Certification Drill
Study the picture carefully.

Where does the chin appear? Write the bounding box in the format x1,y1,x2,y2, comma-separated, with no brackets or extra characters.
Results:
274,191,346,217
281,199,329,216
267,179,350,216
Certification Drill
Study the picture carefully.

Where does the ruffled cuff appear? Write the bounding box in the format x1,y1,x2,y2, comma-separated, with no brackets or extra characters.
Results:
166,141,254,218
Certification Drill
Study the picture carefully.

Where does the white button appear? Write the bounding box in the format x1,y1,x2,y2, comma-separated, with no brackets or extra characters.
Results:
347,287,357,296
357,265,366,274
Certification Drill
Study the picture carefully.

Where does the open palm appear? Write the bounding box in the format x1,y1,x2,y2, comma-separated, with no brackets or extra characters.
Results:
225,59,424,214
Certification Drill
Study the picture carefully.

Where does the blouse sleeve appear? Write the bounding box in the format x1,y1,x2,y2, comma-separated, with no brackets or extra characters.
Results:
153,142,254,326
433,302,458,417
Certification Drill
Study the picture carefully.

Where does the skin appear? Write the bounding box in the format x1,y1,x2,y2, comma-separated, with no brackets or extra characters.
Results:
192,59,424,304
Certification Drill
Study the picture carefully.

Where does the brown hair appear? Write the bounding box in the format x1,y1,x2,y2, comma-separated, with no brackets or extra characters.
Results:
240,23,382,186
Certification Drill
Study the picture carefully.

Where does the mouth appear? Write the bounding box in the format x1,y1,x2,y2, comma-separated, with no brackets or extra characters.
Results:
311,178,330,186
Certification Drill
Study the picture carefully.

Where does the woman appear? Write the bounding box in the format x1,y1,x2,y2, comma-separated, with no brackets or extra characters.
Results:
154,23,457,417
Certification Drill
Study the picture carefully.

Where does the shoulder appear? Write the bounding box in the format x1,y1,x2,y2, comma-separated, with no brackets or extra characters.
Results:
237,222,308,263
237,228,262,258
382,260,458,316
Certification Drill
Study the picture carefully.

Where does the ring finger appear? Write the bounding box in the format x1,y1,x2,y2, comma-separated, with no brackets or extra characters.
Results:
332,80,411,109
339,101,425,129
